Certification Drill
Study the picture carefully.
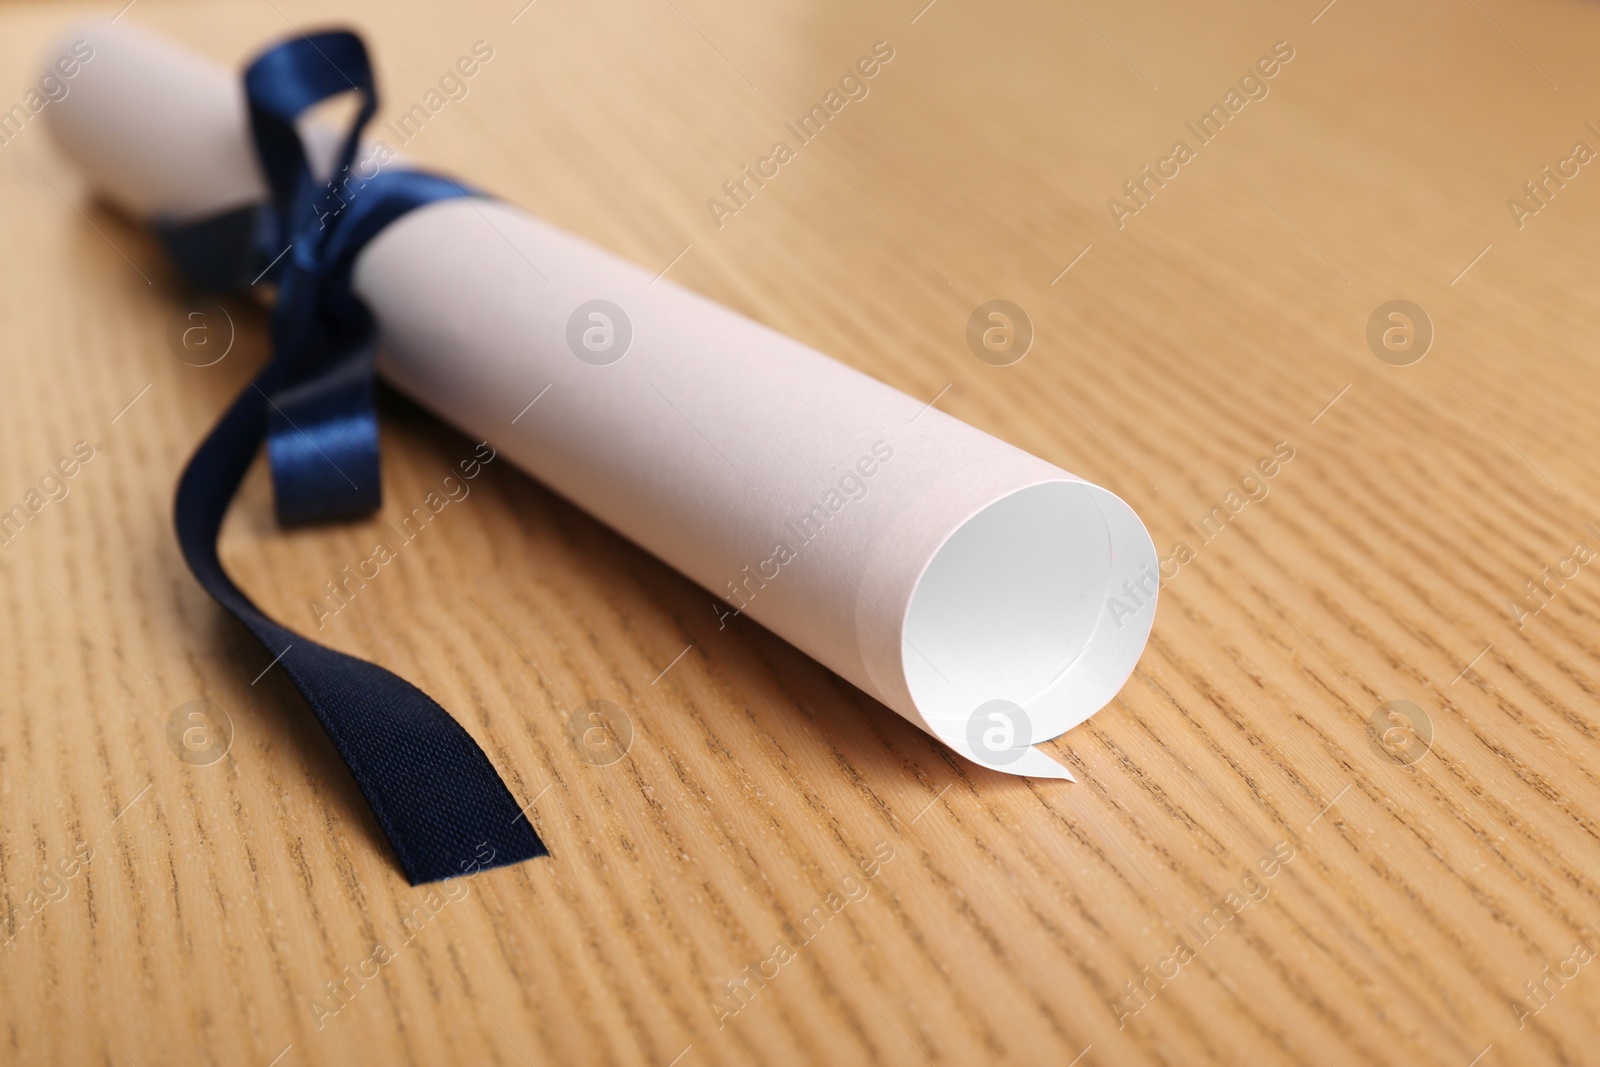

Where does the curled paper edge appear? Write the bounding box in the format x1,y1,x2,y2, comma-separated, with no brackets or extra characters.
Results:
886,479,1158,779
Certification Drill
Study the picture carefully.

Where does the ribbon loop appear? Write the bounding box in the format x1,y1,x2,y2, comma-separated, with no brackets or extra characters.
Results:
244,31,376,233
163,29,548,883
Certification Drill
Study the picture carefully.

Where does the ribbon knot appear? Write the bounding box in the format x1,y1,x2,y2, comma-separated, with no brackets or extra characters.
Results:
162,29,547,884
248,32,395,526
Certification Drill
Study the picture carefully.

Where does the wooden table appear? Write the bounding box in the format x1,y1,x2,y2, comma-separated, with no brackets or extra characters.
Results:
4,0,1600,1063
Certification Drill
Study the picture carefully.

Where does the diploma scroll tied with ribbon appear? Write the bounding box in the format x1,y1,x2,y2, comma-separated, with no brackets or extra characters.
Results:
44,22,1162,885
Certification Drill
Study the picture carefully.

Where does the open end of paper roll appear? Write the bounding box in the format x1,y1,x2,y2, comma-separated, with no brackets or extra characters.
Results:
903,481,1158,778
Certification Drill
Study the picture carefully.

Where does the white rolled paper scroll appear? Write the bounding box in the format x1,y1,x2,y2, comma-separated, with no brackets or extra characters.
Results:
44,21,1158,778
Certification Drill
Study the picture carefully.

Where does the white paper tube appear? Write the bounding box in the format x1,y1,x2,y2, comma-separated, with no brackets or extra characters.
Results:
43,21,1159,778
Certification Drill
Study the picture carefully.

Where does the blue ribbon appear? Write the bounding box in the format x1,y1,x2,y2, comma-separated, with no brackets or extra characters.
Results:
160,30,546,884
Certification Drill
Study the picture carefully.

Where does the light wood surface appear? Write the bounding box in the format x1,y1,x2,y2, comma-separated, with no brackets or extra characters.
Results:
4,0,1600,1063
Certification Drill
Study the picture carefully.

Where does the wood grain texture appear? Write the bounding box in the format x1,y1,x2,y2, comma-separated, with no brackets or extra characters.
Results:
3,0,1600,1063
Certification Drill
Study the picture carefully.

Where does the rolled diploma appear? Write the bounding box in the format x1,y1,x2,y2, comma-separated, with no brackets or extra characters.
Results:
44,22,1158,779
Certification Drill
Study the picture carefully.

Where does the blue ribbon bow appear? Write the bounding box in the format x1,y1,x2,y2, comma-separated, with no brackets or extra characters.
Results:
162,30,546,884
